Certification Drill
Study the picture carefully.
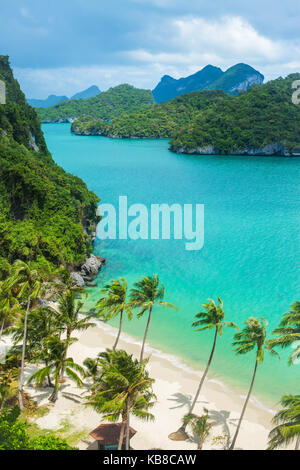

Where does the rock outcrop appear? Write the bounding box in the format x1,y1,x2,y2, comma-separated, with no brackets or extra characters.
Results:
171,142,300,157
70,254,106,288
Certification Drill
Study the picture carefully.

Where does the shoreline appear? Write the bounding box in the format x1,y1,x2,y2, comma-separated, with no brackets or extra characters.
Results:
23,319,276,450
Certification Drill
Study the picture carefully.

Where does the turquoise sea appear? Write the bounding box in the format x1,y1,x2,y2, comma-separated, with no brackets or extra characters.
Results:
43,123,300,406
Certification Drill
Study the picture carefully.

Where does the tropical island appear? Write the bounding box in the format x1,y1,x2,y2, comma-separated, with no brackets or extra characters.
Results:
36,84,154,123
71,74,300,157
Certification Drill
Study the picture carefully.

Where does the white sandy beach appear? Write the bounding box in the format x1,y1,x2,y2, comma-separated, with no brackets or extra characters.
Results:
21,320,276,450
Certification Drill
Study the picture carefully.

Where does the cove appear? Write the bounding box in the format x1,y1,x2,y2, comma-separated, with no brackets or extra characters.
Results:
42,123,300,406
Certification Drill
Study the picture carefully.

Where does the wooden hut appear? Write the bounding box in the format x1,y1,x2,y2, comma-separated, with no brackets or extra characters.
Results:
90,423,137,450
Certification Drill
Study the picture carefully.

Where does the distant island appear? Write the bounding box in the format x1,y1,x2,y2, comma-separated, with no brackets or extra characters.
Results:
152,63,264,103
36,84,154,123
71,74,300,157
27,85,101,108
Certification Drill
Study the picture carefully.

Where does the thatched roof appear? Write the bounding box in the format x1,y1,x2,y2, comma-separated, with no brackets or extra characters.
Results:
90,423,137,445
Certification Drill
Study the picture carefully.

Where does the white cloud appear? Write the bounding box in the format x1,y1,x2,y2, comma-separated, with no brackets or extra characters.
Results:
126,15,300,80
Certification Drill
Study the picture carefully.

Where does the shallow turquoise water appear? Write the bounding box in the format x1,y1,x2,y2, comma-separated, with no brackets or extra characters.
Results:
43,123,300,405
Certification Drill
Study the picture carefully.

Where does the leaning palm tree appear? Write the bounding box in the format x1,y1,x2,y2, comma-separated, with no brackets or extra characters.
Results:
13,260,43,410
269,301,300,366
87,349,156,450
130,275,177,362
96,278,132,350
183,410,214,450
54,290,94,378
229,317,277,450
170,298,238,441
28,335,84,403
190,298,238,414
268,395,300,450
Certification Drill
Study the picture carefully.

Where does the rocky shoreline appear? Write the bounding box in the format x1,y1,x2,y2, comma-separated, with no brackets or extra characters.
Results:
70,254,106,288
170,142,300,157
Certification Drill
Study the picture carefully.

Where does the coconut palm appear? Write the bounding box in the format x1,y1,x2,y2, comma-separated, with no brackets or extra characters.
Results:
268,395,300,450
96,278,132,350
83,356,101,387
229,317,278,450
12,260,43,410
269,301,300,366
28,335,84,402
170,298,237,441
11,307,60,387
87,349,156,450
190,298,238,414
183,410,214,449
130,275,177,362
53,290,95,378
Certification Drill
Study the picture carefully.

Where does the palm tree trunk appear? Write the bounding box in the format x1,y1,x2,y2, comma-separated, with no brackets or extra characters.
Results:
295,436,300,450
229,359,258,450
118,420,126,450
49,368,60,403
140,306,153,362
113,309,124,350
189,327,218,415
18,297,31,411
0,318,5,340
125,396,131,450
60,330,71,380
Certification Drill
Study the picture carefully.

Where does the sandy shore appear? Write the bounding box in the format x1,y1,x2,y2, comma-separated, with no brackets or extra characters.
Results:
23,320,275,450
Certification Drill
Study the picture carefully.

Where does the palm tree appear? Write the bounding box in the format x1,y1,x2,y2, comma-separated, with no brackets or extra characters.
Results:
268,395,300,450
28,335,84,402
130,275,177,362
269,301,300,366
83,356,101,387
87,349,156,450
96,278,132,350
183,411,214,449
229,317,277,450
11,307,60,387
13,260,43,410
190,298,238,414
170,298,237,441
53,290,95,378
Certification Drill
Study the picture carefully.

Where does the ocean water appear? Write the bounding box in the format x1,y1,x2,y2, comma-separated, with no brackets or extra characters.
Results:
43,123,300,405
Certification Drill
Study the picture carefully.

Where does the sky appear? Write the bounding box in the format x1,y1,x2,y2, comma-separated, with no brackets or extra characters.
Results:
1,0,299,98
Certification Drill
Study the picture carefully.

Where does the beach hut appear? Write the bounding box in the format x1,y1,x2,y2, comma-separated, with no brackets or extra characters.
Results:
90,423,137,450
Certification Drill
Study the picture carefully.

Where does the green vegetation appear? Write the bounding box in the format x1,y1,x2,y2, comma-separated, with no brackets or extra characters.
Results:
87,349,156,450
171,74,300,155
0,407,76,449
129,274,178,362
96,277,133,350
37,84,154,122
72,90,227,138
73,74,300,157
0,56,100,273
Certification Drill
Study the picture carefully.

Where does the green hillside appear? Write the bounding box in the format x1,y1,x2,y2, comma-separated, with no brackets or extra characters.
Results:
0,56,100,271
71,90,228,138
170,74,300,155
72,74,300,157
37,84,154,122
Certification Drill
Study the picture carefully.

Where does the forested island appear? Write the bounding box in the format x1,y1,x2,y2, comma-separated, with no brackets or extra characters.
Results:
37,84,154,123
72,74,300,157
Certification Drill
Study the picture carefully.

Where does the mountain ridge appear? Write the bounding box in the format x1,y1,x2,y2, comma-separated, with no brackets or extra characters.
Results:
152,63,264,103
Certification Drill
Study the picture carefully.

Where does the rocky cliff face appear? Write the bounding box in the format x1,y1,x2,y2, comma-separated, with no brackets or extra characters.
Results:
171,142,300,157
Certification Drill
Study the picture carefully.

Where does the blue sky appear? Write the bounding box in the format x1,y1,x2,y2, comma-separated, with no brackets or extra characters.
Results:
1,0,299,98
